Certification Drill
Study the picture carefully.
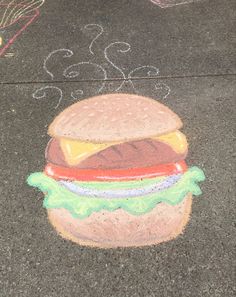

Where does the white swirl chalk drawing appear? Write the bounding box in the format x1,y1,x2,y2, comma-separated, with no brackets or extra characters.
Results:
104,41,131,91
83,23,104,55
150,0,202,8
33,86,63,109
63,61,107,94
43,48,74,80
33,24,171,109
71,89,84,100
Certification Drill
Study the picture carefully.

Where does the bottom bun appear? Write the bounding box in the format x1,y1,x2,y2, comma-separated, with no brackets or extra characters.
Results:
47,194,192,248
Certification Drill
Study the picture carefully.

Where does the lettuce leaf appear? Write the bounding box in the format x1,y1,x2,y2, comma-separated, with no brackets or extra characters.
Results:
27,167,205,219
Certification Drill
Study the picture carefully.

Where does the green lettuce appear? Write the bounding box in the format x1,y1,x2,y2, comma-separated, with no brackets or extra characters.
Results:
27,167,205,219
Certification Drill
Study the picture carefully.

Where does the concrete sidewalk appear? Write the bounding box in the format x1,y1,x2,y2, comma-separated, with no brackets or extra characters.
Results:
0,0,235,296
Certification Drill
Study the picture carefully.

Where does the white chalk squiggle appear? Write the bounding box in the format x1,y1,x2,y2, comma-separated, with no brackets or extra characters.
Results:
33,86,63,109
33,23,171,109
63,61,108,94
83,23,104,55
155,83,171,99
104,41,131,91
71,89,84,100
150,0,198,8
43,48,74,80
126,65,160,93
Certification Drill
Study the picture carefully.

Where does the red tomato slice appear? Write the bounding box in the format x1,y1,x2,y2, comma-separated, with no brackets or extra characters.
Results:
44,161,187,182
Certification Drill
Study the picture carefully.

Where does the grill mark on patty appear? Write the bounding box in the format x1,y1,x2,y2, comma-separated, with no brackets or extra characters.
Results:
145,139,159,152
111,146,123,158
96,152,109,162
127,142,139,151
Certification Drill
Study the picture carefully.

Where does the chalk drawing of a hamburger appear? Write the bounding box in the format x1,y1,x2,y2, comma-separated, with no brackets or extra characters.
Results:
27,94,205,248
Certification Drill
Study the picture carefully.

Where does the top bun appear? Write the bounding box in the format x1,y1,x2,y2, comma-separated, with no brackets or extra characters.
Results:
48,94,182,143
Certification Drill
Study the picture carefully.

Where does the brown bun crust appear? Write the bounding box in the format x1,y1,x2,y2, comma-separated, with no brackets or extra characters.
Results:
47,194,192,248
48,94,182,143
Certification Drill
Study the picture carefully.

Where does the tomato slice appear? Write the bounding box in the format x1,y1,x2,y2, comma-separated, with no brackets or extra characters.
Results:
44,161,187,182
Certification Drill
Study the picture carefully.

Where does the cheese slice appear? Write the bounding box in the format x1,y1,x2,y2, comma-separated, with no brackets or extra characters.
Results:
60,131,188,166
60,139,111,166
154,131,188,154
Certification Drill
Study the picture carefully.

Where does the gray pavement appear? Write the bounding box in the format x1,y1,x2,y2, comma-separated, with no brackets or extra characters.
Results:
0,0,235,296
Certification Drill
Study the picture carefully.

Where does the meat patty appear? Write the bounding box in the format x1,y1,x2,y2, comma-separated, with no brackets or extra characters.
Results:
46,138,187,170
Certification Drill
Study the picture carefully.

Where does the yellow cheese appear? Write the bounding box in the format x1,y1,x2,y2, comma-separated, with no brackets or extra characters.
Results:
60,131,188,166
60,138,111,166
155,131,188,154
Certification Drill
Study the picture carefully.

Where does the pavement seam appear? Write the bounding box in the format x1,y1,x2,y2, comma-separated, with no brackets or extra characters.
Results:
0,73,236,85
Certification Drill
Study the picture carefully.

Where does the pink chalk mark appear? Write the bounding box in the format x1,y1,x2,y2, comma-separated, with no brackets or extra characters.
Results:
0,7,40,57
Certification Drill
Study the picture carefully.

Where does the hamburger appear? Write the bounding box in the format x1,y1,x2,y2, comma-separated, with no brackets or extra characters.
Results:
27,93,205,248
